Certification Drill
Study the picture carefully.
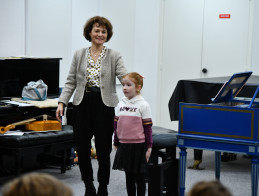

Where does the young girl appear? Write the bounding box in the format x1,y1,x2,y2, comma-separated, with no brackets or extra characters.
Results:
112,72,153,196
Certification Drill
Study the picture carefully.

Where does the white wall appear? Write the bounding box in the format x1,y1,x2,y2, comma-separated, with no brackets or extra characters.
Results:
252,0,259,74
133,0,161,123
0,0,25,57
25,0,72,88
102,0,136,73
158,0,204,130
0,0,159,119
1,0,259,127
101,0,160,123
71,0,101,53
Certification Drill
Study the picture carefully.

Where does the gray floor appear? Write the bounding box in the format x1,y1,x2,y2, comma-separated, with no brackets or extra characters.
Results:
0,148,253,196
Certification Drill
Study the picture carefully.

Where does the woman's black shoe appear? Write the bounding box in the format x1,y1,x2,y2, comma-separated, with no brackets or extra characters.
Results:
84,181,96,196
96,184,108,196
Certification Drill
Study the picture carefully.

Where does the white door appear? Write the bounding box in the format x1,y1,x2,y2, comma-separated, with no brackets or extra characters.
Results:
158,0,253,129
201,0,253,77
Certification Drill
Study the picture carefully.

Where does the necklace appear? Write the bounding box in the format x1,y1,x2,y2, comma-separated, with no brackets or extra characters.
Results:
91,48,101,57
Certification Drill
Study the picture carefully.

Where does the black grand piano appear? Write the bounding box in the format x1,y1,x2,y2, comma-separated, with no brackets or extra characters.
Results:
176,72,259,196
0,57,62,125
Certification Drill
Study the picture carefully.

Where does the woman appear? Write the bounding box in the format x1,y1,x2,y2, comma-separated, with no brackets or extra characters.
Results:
56,16,127,196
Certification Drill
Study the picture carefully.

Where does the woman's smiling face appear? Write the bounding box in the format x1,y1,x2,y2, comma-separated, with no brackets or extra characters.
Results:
89,23,108,46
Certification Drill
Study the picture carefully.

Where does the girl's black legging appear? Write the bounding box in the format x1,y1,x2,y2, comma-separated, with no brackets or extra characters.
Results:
125,172,146,196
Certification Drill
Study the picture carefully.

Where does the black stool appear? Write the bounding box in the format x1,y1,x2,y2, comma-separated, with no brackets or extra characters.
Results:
0,125,74,175
148,126,179,196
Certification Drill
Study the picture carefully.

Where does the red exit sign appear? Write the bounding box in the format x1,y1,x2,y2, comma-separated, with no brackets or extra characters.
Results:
219,14,231,19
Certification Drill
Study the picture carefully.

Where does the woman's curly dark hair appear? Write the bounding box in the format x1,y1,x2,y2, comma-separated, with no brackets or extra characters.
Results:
83,16,113,42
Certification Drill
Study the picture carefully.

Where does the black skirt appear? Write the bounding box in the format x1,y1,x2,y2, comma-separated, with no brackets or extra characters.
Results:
112,143,147,174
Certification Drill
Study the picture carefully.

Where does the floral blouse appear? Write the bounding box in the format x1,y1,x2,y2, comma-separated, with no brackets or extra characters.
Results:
86,46,107,87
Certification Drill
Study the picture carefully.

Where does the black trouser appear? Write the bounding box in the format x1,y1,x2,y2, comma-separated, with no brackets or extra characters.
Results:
125,172,146,196
194,149,203,161
73,91,115,185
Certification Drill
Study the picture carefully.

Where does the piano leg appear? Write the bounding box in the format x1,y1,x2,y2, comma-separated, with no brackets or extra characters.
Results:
215,151,221,180
251,157,259,196
179,147,187,196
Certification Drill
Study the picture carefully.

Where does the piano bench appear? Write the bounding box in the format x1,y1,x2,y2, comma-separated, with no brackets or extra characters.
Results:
0,125,75,176
148,126,179,196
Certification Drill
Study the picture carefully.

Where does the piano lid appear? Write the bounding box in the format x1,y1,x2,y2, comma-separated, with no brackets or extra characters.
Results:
212,71,253,103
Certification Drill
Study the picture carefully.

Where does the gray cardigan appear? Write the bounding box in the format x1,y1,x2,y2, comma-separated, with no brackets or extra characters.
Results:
58,47,127,107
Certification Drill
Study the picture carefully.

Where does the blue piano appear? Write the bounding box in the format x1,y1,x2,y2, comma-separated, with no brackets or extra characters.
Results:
177,71,259,196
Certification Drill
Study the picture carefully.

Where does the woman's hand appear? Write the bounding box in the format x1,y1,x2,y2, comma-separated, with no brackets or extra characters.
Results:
56,103,64,123
146,148,152,162
113,145,118,151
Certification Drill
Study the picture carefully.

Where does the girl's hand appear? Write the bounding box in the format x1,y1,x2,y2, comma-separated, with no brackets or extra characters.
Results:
56,103,64,123
113,145,118,151
146,148,152,162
